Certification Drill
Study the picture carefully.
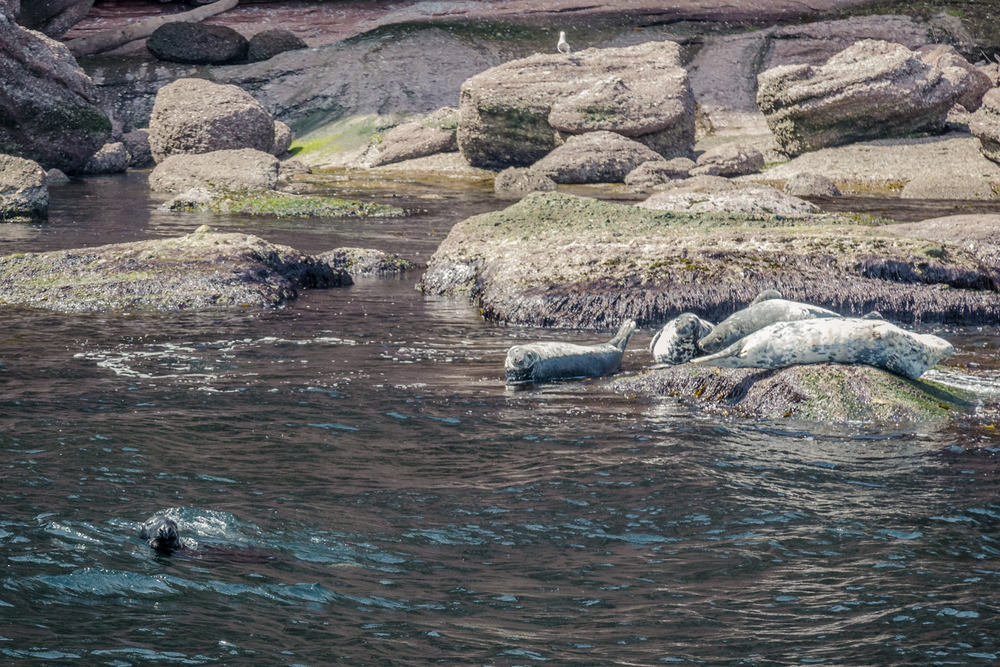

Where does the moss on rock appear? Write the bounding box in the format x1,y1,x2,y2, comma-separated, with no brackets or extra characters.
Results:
160,186,404,218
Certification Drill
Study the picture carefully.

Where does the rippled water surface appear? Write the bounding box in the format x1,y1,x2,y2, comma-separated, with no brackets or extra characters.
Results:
1,174,999,666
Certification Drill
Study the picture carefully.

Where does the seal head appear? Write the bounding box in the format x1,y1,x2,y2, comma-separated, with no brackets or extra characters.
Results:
140,515,183,553
650,313,715,365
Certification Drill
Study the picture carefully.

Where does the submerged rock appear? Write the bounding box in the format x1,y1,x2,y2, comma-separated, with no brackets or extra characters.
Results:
148,79,275,163
612,363,972,422
317,247,418,277
458,40,694,169
148,149,280,193
758,40,982,157
159,186,404,218
0,154,48,221
420,191,1000,329
0,228,351,313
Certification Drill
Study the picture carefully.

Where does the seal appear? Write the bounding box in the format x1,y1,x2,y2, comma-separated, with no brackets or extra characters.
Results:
505,320,636,385
699,294,840,354
140,515,184,553
690,318,954,380
649,313,715,365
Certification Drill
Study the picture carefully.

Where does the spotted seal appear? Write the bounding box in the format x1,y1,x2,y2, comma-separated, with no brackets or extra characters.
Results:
690,318,954,379
699,292,840,354
650,313,715,365
505,320,636,385
140,515,184,553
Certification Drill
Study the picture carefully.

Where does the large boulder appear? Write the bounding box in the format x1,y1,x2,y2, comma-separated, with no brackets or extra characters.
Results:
531,131,664,184
693,143,765,177
147,22,249,65
970,89,1000,164
457,40,694,170
75,142,129,175
494,167,557,198
248,28,307,63
148,78,275,163
0,18,111,172
0,154,48,221
363,121,456,168
758,40,987,157
916,44,992,113
16,0,92,38
270,121,293,157
0,227,350,313
783,172,841,197
148,149,279,193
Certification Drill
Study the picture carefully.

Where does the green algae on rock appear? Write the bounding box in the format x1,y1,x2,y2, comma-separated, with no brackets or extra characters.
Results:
0,228,351,313
612,362,974,422
419,191,1000,328
159,186,404,218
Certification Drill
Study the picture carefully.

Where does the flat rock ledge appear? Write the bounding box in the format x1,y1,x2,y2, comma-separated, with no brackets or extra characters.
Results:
0,229,351,313
419,191,1000,329
612,363,972,423
159,187,404,218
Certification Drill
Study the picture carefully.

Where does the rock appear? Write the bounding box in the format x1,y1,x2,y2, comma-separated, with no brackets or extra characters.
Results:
148,78,275,163
122,129,153,168
916,44,992,112
978,62,1000,87
158,185,404,218
317,247,418,277
419,191,1000,329
46,168,70,185
147,21,249,65
610,363,971,422
742,132,1000,195
271,121,293,157
783,172,840,197
531,131,665,184
653,174,737,192
0,154,47,221
458,40,694,169
364,122,456,168
278,159,310,180
148,149,280,193
248,28,308,63
16,0,93,39
0,17,111,172
889,214,1000,267
494,167,557,198
900,174,996,200
970,89,1000,164
0,229,351,312
624,158,695,188
758,40,985,157
638,183,818,216
693,143,764,177
75,142,129,175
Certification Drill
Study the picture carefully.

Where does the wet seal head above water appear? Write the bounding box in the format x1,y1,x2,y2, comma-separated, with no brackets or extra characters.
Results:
140,515,184,553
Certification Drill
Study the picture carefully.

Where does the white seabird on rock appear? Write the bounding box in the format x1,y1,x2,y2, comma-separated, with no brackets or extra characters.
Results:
557,31,571,54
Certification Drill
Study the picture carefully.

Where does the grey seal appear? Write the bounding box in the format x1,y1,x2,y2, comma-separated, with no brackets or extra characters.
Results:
140,515,184,553
690,318,954,380
699,294,840,354
650,313,715,365
505,320,636,385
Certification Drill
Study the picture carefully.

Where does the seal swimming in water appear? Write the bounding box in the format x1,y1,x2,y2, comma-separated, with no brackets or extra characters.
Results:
140,515,183,553
505,320,636,385
699,293,841,354
650,313,715,365
690,318,954,379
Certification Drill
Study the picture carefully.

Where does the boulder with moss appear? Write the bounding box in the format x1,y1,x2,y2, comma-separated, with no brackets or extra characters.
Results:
317,247,418,277
612,363,973,423
0,227,351,313
158,186,404,218
0,154,48,221
419,191,1000,329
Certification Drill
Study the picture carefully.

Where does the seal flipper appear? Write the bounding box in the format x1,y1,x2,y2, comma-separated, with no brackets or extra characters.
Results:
648,327,662,353
609,320,637,352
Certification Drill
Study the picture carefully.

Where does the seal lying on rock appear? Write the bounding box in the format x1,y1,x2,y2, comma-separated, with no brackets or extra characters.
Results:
505,320,636,385
699,293,841,354
690,318,954,380
650,313,715,365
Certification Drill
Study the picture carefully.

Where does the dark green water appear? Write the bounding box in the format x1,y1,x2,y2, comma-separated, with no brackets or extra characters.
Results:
1,174,998,666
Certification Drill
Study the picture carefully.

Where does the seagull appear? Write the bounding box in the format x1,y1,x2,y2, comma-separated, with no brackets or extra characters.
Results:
557,31,571,54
